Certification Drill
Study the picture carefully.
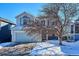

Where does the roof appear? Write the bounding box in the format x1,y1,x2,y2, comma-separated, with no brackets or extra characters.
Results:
0,17,15,25
15,12,34,18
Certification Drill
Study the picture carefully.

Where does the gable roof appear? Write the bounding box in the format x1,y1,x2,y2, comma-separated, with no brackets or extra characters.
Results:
0,17,15,25
15,12,34,18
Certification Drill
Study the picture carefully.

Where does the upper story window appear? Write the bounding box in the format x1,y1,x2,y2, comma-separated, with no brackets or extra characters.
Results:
23,16,30,27
71,25,74,33
19,18,23,26
19,16,30,26
47,20,49,27
41,20,45,26
75,23,79,33
23,16,28,19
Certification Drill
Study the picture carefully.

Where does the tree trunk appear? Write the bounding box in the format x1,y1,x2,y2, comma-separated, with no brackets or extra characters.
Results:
59,39,62,45
46,34,48,41
58,36,63,45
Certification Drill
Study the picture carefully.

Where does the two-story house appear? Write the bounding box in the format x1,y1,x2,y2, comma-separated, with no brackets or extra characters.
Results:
12,12,60,43
12,11,79,43
11,12,42,43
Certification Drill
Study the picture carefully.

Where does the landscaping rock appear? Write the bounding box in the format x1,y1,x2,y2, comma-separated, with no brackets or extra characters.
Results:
0,43,35,56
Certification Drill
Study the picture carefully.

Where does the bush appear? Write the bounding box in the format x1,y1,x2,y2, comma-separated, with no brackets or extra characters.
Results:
62,36,67,41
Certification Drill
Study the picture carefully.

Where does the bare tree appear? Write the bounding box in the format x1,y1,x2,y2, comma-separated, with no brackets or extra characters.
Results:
60,3,79,42
40,3,79,45
23,17,55,41
40,3,63,45
23,3,79,45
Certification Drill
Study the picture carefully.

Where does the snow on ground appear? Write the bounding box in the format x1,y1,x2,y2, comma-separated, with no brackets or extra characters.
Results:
61,41,79,55
47,40,79,56
30,42,64,56
0,40,79,56
0,42,18,49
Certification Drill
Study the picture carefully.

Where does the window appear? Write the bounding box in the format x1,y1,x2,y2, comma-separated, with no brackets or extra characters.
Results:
23,16,28,19
19,18,23,26
47,20,49,27
22,16,30,26
71,25,74,33
23,19,27,26
41,20,45,26
75,23,79,33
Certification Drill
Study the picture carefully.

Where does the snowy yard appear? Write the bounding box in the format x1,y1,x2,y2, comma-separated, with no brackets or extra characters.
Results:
0,40,79,56
61,41,79,56
48,40,79,56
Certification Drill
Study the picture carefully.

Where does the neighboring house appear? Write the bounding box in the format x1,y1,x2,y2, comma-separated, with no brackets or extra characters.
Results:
0,17,15,43
71,19,79,41
11,12,42,43
63,18,79,41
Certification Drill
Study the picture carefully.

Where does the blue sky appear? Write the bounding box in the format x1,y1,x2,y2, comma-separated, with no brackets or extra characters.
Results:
0,3,45,23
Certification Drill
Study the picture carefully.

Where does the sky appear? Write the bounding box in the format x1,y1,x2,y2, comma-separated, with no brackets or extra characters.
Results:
0,3,45,23
0,3,78,24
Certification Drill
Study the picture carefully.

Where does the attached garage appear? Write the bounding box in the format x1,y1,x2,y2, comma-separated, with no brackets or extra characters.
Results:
48,35,58,40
